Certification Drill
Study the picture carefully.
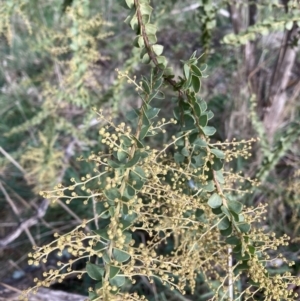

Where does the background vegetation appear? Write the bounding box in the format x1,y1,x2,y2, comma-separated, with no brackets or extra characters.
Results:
1,0,300,300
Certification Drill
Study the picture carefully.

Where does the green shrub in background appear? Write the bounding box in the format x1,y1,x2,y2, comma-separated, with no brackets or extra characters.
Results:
16,1,300,301
0,0,112,193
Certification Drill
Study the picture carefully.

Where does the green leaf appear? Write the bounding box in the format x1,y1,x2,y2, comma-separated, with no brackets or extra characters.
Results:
199,100,207,112
109,266,120,279
139,124,151,140
199,114,208,127
133,166,146,179
124,231,132,244
181,147,189,157
248,245,255,255
142,113,150,126
147,34,157,44
207,110,214,120
125,109,139,121
139,151,149,159
212,206,222,215
208,193,223,209
236,222,251,233
212,157,223,171
140,2,152,15
125,152,141,168
210,148,225,159
88,291,98,300
110,275,126,287
122,184,136,200
132,136,144,148
152,44,164,56
190,64,202,77
142,53,151,64
183,64,190,79
235,252,250,261
220,223,232,236
148,91,158,103
145,106,160,119
188,132,198,144
191,154,204,167
233,244,242,253
96,202,110,219
107,159,122,169
145,23,157,35
173,107,181,120
153,77,163,90
218,216,230,230
86,262,104,280
95,282,103,291
104,188,121,202
109,206,115,216
102,253,111,264
154,67,164,79
228,200,243,214
215,170,225,184
190,50,197,59
230,209,239,222
174,152,185,163
183,114,196,130
238,214,245,222
183,74,192,89
141,79,150,94
125,0,134,8
195,208,205,221
194,102,202,117
175,137,184,146
234,260,249,272
122,204,129,215
140,47,148,59
221,205,231,219
202,126,216,136
117,150,128,162
94,241,107,252
129,14,138,31
94,228,109,240
193,138,207,147
119,220,133,232
129,171,144,190
156,56,168,68
154,90,165,99
202,180,215,192
120,135,132,147
225,236,241,245
123,212,137,223
133,35,144,48
113,249,131,263
192,75,201,93
163,67,174,78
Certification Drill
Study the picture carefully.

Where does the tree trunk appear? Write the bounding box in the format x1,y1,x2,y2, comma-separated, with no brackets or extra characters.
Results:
263,24,298,141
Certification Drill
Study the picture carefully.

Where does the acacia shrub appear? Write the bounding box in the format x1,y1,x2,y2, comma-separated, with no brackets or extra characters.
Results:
20,1,300,301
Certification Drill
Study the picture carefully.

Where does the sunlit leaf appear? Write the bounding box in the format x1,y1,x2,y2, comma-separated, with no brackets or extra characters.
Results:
152,44,164,56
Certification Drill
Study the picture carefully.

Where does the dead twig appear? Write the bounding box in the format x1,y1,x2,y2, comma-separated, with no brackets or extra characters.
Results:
0,199,49,247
